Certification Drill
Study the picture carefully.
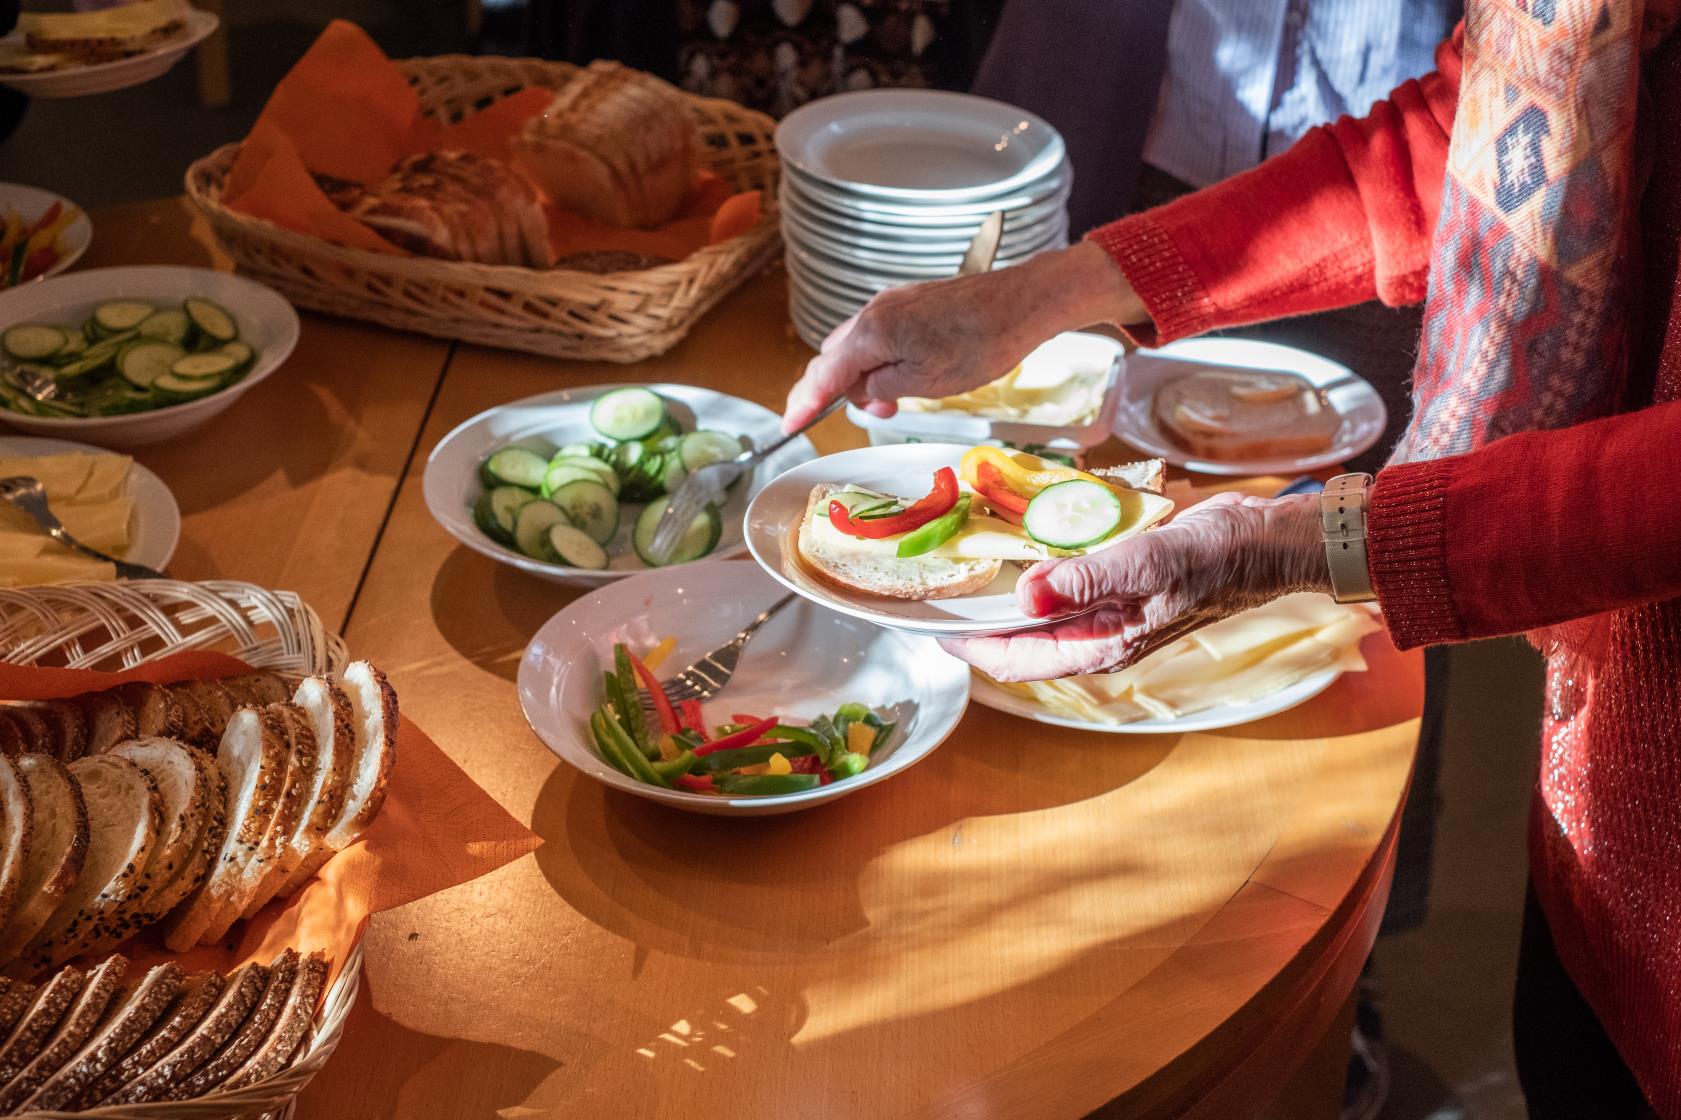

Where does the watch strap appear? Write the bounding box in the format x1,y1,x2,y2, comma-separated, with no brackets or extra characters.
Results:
1320,473,1376,603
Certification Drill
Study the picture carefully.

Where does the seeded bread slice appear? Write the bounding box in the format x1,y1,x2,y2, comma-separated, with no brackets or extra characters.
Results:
0,954,128,1111
174,949,298,1099
113,684,185,742
221,951,327,1091
170,680,238,751
78,970,223,1107
0,756,31,943
244,679,351,920
99,961,267,1106
161,708,288,951
0,980,34,1038
27,702,87,762
1,709,52,756
20,961,183,1112
14,756,160,977
216,673,293,708
0,967,84,1087
75,693,135,756
0,718,22,758
0,756,87,965
207,705,316,940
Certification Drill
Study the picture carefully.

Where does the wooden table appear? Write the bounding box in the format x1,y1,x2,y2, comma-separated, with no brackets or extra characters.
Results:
71,199,1422,1119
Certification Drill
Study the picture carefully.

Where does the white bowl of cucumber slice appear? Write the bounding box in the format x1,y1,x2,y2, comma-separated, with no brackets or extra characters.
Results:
424,384,820,585
0,266,299,447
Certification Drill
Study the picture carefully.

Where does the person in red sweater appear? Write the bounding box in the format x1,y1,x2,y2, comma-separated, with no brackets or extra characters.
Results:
783,2,1681,1116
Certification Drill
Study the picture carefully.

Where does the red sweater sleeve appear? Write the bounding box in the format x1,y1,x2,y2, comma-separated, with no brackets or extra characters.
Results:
1366,401,1681,649
1087,29,1463,345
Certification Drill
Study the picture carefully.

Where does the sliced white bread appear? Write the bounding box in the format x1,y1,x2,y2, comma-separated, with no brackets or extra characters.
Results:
1153,368,1342,460
243,681,350,920
1091,459,1168,497
216,673,293,708
797,485,1002,601
27,701,87,762
78,969,223,1108
74,692,135,756
20,961,183,1112
221,951,328,1091
279,663,398,896
0,980,33,1037
0,966,85,1087
13,757,161,977
1,708,52,756
99,960,267,1106
160,708,288,952
0,756,86,966
203,705,317,942
0,954,128,1111
173,949,298,1099
0,756,31,943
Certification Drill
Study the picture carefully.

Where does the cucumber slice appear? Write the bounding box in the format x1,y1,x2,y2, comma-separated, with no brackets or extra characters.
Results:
137,309,190,344
219,340,254,368
589,387,665,441
512,500,572,558
474,485,534,544
54,329,88,359
632,498,722,566
540,464,607,498
538,524,609,569
482,446,548,490
152,371,222,397
2,324,67,361
1021,480,1124,550
170,352,240,380
547,454,620,495
92,301,155,335
118,341,186,388
618,450,668,503
549,478,619,545
660,456,687,494
609,439,646,473
184,297,238,344
54,333,132,378
474,492,512,544
678,430,744,472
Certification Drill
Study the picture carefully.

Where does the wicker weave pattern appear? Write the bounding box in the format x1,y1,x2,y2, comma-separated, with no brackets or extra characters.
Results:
0,580,359,1120
184,55,783,363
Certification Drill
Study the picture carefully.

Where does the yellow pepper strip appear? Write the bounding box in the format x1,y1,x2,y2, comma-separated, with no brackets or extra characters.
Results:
959,446,1117,500
766,752,792,775
847,722,877,756
657,734,680,762
0,212,19,258
642,635,676,672
25,207,78,256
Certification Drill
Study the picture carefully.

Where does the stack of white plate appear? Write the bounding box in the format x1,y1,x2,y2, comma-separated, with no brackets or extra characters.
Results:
775,89,1071,348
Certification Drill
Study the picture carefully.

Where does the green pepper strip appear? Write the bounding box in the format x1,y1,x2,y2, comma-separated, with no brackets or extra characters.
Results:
895,494,971,559
765,725,832,763
715,773,821,795
612,645,656,758
652,750,698,781
589,710,632,776
829,752,870,780
594,710,671,787
694,741,816,773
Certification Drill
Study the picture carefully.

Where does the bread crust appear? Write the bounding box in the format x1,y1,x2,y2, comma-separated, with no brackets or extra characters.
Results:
21,961,183,1112
795,485,1001,601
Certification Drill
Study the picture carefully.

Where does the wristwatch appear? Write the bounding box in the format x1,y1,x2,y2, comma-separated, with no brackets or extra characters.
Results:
1320,473,1377,603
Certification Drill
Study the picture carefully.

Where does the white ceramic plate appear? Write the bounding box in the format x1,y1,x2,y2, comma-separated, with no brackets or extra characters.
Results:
780,202,1068,271
0,184,92,287
0,434,180,572
1113,338,1388,476
784,170,1073,230
779,184,1066,254
783,230,1064,288
782,159,1071,221
788,292,847,349
0,9,218,98
745,442,1173,637
0,266,300,448
968,664,1344,734
425,384,818,587
518,559,971,815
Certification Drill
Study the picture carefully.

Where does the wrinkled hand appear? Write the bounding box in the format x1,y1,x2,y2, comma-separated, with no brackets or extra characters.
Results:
781,241,1148,432
940,492,1330,681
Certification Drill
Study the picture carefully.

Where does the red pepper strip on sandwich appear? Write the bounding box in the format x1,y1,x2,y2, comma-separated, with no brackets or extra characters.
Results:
828,467,959,539
972,461,1030,523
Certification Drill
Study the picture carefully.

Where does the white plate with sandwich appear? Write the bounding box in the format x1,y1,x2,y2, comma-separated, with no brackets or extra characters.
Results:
1114,338,1387,476
745,443,1173,638
0,434,179,583
0,1,218,98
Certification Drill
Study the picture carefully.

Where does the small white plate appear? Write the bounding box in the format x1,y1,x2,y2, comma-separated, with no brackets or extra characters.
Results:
1113,338,1388,476
779,185,1066,255
782,230,1064,287
0,434,180,572
968,665,1344,734
518,559,971,815
425,384,818,587
787,293,847,349
782,159,1071,221
0,9,218,98
0,184,92,287
0,266,300,448
785,171,1073,231
780,201,1068,271
745,442,1173,637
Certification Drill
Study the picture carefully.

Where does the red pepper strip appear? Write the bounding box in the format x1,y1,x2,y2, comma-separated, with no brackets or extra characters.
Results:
828,467,959,539
628,652,680,737
788,755,835,784
974,462,1030,522
679,699,707,738
731,714,763,726
22,249,56,281
693,717,779,756
27,201,60,235
676,774,716,793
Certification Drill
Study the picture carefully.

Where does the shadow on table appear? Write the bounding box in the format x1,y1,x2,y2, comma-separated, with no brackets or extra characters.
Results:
430,545,582,683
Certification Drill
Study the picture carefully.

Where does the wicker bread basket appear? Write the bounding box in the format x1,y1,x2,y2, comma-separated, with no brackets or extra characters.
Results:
0,580,359,1120
184,55,782,363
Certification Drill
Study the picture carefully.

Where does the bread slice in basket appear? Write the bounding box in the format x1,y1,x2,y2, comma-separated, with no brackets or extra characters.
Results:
173,948,298,1099
27,702,88,762
0,979,35,1037
0,755,83,965
0,756,31,944
75,692,136,757
99,959,268,1106
0,708,53,757
217,672,294,708
0,953,128,1111
221,950,328,1091
169,679,239,750
19,960,184,1112
77,969,224,1107
0,965,85,1086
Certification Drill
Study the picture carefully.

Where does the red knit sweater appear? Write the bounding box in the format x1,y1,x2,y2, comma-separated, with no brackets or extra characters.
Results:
1089,29,1681,1117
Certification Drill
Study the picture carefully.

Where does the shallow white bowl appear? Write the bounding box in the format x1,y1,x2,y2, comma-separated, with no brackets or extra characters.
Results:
0,266,300,448
0,9,218,98
0,184,92,286
425,384,818,587
518,559,972,815
0,433,180,571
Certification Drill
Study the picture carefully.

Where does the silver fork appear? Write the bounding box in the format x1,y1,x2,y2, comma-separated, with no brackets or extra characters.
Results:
640,592,797,720
0,476,167,579
644,396,846,564
4,364,61,402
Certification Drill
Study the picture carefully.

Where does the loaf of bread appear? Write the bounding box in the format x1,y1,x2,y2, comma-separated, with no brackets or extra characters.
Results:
1153,368,1342,461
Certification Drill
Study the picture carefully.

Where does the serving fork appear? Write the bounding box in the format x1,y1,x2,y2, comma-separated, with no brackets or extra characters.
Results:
639,592,797,719
0,476,166,579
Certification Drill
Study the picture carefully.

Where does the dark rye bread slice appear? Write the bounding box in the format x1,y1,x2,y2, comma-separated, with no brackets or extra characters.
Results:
0,755,31,941
78,970,223,1107
100,961,268,1106
0,756,87,965
0,967,85,1087
27,701,88,762
0,708,52,756
245,678,351,919
0,980,34,1036
174,949,299,1099
20,961,183,1112
221,951,328,1091
212,704,317,935
0,954,127,1111
75,692,135,756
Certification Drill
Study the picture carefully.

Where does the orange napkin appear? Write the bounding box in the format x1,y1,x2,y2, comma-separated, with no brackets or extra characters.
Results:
223,19,763,267
0,651,541,989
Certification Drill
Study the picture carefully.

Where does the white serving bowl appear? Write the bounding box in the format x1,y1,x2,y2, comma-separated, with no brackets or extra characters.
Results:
518,559,972,815
0,183,93,286
0,266,300,448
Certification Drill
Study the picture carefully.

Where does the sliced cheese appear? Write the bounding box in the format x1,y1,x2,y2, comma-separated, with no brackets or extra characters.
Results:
0,451,133,584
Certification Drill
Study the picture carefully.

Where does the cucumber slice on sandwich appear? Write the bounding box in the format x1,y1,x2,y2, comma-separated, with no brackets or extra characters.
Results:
1021,480,1123,550
589,387,665,441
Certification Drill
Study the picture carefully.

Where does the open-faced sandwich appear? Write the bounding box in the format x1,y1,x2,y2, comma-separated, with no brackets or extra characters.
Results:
797,447,1174,600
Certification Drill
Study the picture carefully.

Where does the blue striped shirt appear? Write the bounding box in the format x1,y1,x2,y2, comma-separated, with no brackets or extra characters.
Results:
1142,0,1457,188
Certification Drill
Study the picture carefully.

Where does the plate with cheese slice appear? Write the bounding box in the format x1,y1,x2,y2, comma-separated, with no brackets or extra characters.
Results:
969,593,1382,733
0,435,178,584
1115,338,1387,476
0,0,218,98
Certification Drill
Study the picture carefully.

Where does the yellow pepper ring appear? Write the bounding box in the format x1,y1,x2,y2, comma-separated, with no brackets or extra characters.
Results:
959,446,1120,500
